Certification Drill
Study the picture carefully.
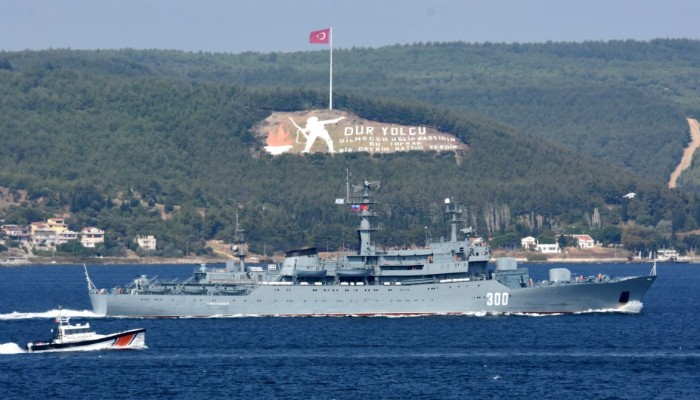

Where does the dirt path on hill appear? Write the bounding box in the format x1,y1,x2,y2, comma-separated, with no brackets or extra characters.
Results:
669,118,700,188
207,240,234,259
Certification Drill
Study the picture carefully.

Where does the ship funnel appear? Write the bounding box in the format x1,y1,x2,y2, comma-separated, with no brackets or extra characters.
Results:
549,268,572,282
496,258,518,271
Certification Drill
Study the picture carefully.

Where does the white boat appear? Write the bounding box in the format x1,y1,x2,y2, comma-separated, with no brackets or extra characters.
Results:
655,248,688,263
26,312,146,353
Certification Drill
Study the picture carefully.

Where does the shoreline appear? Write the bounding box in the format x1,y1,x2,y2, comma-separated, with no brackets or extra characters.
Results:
3,254,697,267
0,256,229,267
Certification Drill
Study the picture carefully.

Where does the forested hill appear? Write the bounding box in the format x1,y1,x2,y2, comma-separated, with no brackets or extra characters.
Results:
0,46,697,258
4,39,698,185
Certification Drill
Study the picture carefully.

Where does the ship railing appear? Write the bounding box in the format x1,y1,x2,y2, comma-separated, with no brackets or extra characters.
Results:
213,279,256,285
399,277,439,285
110,286,130,295
214,285,252,295
439,277,472,283
110,279,138,294
293,266,325,272
347,196,377,204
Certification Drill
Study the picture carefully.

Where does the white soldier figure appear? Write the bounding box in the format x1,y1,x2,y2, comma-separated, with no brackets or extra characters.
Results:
292,116,345,153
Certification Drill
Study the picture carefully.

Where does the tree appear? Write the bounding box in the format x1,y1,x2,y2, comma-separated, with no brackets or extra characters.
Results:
591,226,622,245
491,232,520,250
622,224,654,252
537,234,556,244
56,240,95,256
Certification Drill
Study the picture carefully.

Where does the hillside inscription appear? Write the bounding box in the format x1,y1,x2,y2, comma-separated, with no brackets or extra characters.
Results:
255,110,468,155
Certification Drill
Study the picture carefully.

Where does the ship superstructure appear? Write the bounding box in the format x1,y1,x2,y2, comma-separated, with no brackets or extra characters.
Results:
87,180,656,317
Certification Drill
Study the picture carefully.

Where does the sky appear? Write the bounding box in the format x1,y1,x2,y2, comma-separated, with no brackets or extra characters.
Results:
1,0,700,54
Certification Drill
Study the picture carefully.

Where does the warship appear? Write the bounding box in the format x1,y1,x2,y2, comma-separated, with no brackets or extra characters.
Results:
86,180,656,317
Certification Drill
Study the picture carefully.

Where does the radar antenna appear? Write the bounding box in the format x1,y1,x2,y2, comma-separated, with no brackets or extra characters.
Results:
353,180,380,193
364,180,381,189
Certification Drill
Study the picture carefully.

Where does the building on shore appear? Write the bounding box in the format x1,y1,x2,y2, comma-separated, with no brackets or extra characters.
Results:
136,235,157,251
80,227,105,248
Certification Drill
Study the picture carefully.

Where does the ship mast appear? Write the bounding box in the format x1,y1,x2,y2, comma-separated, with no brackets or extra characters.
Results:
345,168,350,203
230,213,246,271
444,198,463,242
348,180,379,256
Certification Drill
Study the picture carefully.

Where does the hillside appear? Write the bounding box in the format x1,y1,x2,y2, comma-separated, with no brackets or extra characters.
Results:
0,46,698,258
4,40,698,183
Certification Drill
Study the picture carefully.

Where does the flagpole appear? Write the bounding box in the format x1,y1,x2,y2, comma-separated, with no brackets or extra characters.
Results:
329,27,333,110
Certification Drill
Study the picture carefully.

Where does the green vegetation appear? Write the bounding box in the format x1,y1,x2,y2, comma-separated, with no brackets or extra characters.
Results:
1,42,700,258
6,40,698,180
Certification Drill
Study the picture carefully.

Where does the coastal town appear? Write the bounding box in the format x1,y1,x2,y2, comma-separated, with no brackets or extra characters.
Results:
1,215,689,265
0,216,156,265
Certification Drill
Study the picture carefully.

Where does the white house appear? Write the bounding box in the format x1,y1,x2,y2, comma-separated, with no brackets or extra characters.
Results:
572,234,596,249
1,224,30,240
80,227,105,248
136,235,157,251
56,230,79,245
32,227,56,247
521,236,537,250
536,243,561,254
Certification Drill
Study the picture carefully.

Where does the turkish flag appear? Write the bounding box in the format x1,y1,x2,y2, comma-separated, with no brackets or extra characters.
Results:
309,28,330,44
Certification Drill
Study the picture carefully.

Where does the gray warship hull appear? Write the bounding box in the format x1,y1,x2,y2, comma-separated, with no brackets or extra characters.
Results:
86,179,656,317
88,274,655,317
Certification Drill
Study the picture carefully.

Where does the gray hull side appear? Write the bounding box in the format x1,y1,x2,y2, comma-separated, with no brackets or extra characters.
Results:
89,275,656,317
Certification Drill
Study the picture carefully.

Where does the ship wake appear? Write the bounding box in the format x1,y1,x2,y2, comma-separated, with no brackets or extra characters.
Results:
574,300,644,314
0,308,102,321
0,342,26,354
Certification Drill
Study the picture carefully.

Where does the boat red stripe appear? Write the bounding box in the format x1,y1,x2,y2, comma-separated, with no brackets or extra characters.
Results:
113,333,135,347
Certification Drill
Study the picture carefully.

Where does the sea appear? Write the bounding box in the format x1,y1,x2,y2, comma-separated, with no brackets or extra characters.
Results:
0,262,698,400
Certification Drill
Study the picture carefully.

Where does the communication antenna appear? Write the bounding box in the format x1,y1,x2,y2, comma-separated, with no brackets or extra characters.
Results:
345,169,351,203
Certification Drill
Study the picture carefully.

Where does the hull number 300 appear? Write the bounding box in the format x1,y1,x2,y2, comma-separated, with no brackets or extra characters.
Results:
486,292,509,306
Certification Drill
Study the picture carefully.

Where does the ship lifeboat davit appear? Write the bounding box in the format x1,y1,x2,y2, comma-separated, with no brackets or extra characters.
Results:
294,269,327,278
336,268,373,278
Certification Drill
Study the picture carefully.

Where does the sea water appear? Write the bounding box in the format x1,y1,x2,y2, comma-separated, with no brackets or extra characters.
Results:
0,262,698,399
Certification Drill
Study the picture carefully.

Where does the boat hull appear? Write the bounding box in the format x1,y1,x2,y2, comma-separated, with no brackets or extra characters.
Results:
26,329,146,353
89,276,656,317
